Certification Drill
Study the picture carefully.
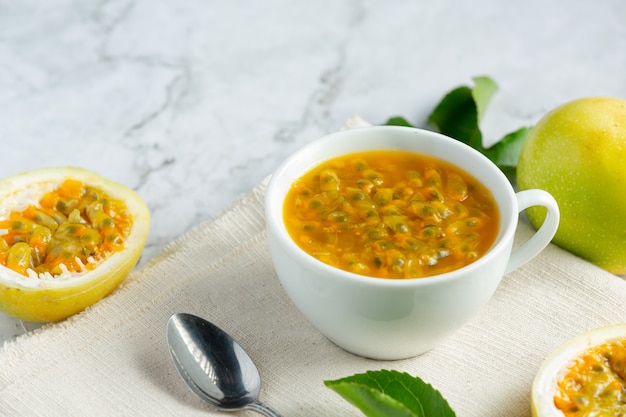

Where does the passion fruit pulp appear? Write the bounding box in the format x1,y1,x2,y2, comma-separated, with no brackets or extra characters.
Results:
0,167,150,322
531,324,626,417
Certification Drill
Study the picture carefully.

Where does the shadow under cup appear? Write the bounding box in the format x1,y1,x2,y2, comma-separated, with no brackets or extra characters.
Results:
265,126,559,360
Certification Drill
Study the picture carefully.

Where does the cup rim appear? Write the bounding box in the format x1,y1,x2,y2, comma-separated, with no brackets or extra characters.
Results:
265,125,518,288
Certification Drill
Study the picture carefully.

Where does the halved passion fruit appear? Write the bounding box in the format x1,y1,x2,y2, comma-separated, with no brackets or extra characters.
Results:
531,324,626,416
0,167,150,322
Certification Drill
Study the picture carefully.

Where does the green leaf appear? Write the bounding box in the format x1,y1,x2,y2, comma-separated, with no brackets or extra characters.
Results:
482,126,532,184
325,370,456,417
483,126,532,168
385,116,415,127
427,76,498,152
470,76,498,123
381,76,531,183
427,85,482,150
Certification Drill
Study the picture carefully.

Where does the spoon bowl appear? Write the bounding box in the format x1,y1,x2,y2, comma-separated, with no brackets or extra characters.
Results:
167,313,283,416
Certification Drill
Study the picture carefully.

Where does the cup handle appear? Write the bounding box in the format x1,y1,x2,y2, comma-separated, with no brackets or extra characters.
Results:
505,189,560,275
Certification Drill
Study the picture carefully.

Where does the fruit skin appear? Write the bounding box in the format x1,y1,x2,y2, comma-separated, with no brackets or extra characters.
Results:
0,167,150,322
531,324,626,417
517,97,626,274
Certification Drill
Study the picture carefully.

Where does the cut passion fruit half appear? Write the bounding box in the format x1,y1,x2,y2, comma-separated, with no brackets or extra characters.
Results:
531,324,626,417
0,167,150,322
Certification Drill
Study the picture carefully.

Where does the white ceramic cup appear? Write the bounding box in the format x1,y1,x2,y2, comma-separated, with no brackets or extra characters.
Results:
265,126,559,360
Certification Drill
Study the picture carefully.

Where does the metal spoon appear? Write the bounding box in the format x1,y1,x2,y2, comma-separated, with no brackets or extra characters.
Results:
166,313,283,417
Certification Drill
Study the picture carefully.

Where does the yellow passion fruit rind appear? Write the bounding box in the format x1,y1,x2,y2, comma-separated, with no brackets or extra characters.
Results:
0,167,150,322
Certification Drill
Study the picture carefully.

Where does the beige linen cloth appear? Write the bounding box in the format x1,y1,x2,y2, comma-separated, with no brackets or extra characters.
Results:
1,121,626,417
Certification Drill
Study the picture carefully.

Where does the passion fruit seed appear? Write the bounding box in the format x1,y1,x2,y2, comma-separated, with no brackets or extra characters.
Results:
0,167,150,322
5,242,33,276
0,179,132,279
531,325,626,417
284,151,499,279
554,338,626,415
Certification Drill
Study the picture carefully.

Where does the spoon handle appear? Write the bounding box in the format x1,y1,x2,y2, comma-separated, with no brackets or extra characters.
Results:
246,401,284,417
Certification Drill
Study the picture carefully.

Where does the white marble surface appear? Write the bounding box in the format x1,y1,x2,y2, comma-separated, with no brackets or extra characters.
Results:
1,0,625,342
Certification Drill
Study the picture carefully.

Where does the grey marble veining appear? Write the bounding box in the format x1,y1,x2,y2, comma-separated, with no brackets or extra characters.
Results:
1,0,625,342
